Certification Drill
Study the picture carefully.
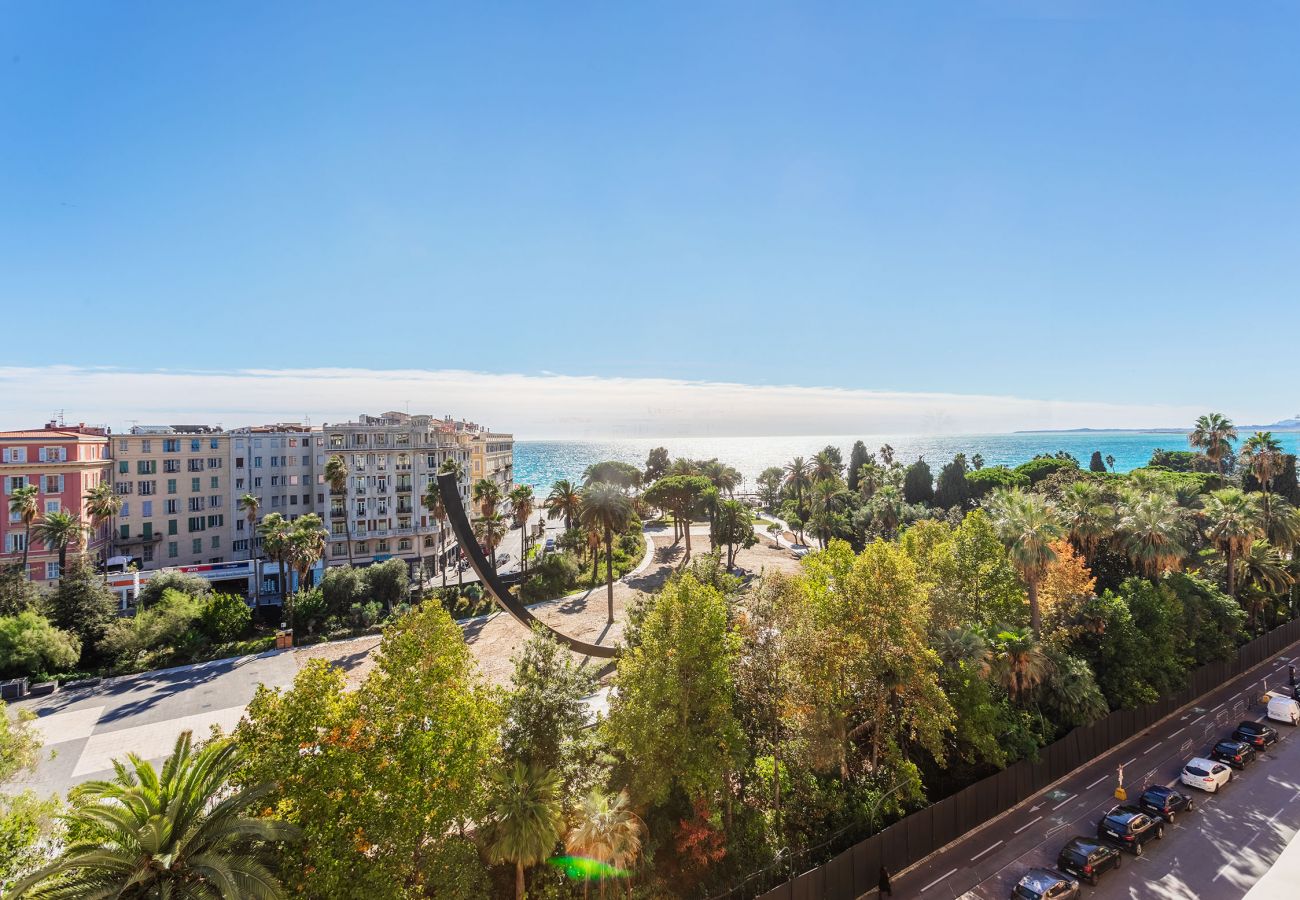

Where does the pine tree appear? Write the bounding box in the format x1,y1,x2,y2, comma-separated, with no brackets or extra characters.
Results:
1089,451,1107,473
846,441,869,493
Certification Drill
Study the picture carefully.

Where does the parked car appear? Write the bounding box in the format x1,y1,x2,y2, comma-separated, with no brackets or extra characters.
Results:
544,537,556,552
1011,868,1080,900
1056,836,1122,886
1181,757,1232,792
790,544,810,559
1137,785,1195,823
1210,739,1257,770
1096,805,1164,855
1233,720,1279,748
1266,693,1300,725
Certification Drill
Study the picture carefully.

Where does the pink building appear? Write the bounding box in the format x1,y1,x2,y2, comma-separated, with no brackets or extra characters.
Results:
1,421,112,582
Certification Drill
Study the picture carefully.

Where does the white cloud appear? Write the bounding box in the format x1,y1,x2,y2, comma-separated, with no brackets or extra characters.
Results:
0,365,1208,438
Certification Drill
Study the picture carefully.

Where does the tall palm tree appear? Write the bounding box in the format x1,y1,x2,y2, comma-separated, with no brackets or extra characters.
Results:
8,483,40,578
474,512,509,574
31,510,85,577
1057,481,1115,563
436,458,464,580
545,479,583,532
1265,497,1300,553
257,513,291,601
989,627,1052,703
810,478,846,548
82,481,122,568
485,761,564,900
879,444,896,467
1240,431,1286,525
1117,491,1190,578
288,514,326,591
473,478,503,519
509,485,536,579
867,483,905,540
1188,413,1238,475
323,454,352,568
1105,454,1116,473
580,483,635,623
238,493,262,603
1202,488,1265,597
783,457,812,514
933,626,991,674
11,730,299,899
567,789,644,899
988,489,1063,636
422,477,445,586
1237,541,1293,632
812,450,840,483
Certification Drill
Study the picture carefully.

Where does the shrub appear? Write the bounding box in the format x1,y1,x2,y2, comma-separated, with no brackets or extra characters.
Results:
521,553,581,602
101,589,204,672
319,566,366,617
966,466,1029,500
349,600,383,629
0,611,81,679
199,593,252,643
136,571,211,608
1014,455,1080,486
287,588,329,636
0,565,43,617
364,559,410,609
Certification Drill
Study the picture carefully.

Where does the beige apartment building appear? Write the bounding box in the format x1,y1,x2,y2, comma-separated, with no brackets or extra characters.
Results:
466,430,514,494
321,412,473,575
112,426,231,568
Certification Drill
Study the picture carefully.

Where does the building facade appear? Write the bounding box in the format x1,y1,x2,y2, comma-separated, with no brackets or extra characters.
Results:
321,412,473,575
112,426,231,569
466,430,514,494
229,423,320,554
0,422,112,582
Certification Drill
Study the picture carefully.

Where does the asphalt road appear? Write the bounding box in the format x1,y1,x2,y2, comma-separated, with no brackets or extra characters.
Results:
887,647,1300,900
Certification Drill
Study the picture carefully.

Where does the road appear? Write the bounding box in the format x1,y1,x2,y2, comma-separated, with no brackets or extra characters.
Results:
889,649,1300,900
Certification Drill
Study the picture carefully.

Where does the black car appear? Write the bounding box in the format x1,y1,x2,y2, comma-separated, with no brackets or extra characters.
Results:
1097,805,1164,855
1210,739,1257,770
1137,785,1195,823
1056,836,1122,886
1011,868,1080,900
1233,720,1280,748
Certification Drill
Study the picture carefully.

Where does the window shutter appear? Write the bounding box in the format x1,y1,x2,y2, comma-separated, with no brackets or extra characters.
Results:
1,448,9,462
57,475,65,493
59,447,67,461
38,447,47,462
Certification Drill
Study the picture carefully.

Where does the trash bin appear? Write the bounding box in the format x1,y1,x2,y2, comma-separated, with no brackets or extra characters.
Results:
275,629,294,650
1,678,29,701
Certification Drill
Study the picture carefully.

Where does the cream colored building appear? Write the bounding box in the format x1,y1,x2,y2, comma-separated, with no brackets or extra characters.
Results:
465,430,514,494
113,426,231,568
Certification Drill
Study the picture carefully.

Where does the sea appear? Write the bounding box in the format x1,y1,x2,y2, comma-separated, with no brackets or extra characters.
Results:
512,431,1300,495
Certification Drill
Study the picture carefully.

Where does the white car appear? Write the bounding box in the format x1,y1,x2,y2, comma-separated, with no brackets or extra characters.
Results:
1266,693,1300,726
1181,757,1232,793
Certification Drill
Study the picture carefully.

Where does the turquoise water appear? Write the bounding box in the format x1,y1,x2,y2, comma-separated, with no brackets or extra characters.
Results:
513,431,1300,494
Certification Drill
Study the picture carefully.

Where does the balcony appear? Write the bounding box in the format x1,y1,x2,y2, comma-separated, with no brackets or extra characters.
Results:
330,508,347,518
395,482,413,492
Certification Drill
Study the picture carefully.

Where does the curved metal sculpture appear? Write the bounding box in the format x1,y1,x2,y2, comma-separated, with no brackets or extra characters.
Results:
438,472,618,659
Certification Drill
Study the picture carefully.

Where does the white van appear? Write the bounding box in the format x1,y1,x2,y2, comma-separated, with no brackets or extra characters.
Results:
1266,692,1300,725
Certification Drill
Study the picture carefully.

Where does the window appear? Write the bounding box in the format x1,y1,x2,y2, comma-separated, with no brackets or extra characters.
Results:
115,481,132,495
165,499,179,515
207,457,222,469
164,439,180,452
168,519,178,535
141,500,152,517
190,439,201,452
188,497,205,512
211,535,221,549
253,456,263,468
210,438,219,450
233,539,248,552
356,542,368,554
206,514,224,528
5,533,26,552
167,479,177,494
270,455,279,467
167,541,178,559
332,542,345,556
164,459,180,473
45,562,60,580
399,539,411,551
140,440,152,453
118,439,128,452
118,460,129,474
188,459,203,472
376,540,389,552
138,480,156,495
6,475,28,494
142,544,154,563
235,457,245,469
253,477,262,488
136,460,156,474
329,433,344,448
210,476,219,489
120,501,130,518
3,447,27,463
44,499,60,514
191,478,201,492
188,516,205,532
192,538,203,554
43,475,64,493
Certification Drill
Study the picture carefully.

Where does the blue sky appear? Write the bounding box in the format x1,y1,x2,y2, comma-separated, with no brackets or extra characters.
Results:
3,2,1298,431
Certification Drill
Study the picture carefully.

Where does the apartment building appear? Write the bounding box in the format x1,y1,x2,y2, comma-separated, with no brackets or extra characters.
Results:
229,424,320,558
321,412,473,575
0,422,112,582
112,426,230,569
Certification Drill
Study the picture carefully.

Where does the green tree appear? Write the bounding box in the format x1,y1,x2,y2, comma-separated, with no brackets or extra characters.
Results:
644,447,671,483
934,454,972,510
12,731,299,899
756,466,784,511
257,512,292,598
82,481,121,568
484,761,564,900
288,513,327,592
606,574,743,809
136,569,211,608
7,484,39,579
783,457,813,515
363,557,410,610
233,602,498,899
545,479,583,532
1189,413,1238,475
45,556,116,661
472,478,503,518
237,492,264,601
566,789,644,897
903,459,934,505
583,461,643,492
1,700,59,892
0,611,80,678
580,483,634,622
423,475,449,586
474,512,509,574
1240,431,1286,524
1202,488,1265,597
714,499,757,568
509,485,536,578
644,475,713,558
1117,491,1190,577
0,566,42,617
988,489,1063,635
31,510,84,575
988,627,1051,703
323,455,352,567
1058,481,1115,563
846,441,870,493
1042,650,1108,727
812,448,842,482
199,592,252,643
1089,451,1107,473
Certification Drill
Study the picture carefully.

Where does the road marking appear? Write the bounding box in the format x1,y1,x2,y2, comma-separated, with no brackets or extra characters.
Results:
1086,775,1109,790
970,840,1003,861
1053,793,1078,810
1143,741,1163,754
920,868,957,892
1123,757,1137,767
1191,715,1206,725
1014,815,1043,834
1169,727,1185,738
1211,703,1225,711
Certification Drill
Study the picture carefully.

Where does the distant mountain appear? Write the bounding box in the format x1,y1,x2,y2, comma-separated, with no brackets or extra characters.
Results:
1020,417,1300,434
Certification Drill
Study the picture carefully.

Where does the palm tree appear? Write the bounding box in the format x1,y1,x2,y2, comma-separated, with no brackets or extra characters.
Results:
783,457,812,514
1265,497,1300,553
971,453,985,471
933,626,991,674
545,479,583,532
257,512,291,601
812,450,840,483
867,483,905,540
509,485,536,579
567,789,644,899
580,483,634,623
474,511,509,574
1237,541,1294,632
1188,413,1238,475
1058,481,1115,563
1202,488,1265,597
879,444,895,467
1105,454,1116,473
31,510,85,577
1117,491,1189,577
809,478,846,548
82,481,122,569
988,490,1062,636
323,454,352,567
422,477,445,586
1240,431,1286,525
473,478,503,520
485,761,564,900
989,628,1052,703
288,514,326,591
11,730,299,899
237,493,262,602
8,483,40,578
